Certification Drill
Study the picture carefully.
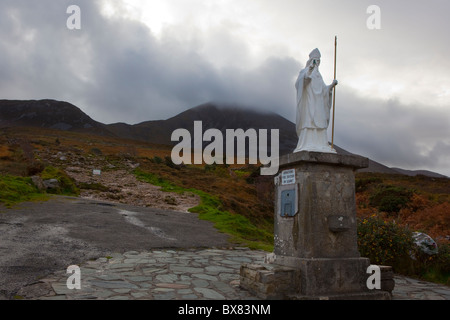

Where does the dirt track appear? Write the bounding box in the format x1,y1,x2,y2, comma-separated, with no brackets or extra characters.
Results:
0,196,230,300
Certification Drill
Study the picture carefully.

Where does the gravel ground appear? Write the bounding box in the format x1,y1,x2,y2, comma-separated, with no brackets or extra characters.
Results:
0,196,230,300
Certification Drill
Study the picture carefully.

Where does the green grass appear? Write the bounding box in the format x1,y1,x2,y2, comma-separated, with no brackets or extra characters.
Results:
421,269,450,286
415,243,450,286
134,168,273,251
0,175,49,208
0,165,79,208
40,166,79,196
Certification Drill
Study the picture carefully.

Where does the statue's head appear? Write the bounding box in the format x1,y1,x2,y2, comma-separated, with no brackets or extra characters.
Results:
309,48,321,60
306,48,321,69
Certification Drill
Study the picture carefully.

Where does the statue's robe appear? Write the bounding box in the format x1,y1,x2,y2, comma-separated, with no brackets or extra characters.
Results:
294,65,335,153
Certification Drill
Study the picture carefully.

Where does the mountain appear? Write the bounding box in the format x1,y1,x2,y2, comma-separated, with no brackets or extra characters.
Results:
390,167,448,179
332,145,400,175
0,99,112,136
0,99,446,178
106,103,297,155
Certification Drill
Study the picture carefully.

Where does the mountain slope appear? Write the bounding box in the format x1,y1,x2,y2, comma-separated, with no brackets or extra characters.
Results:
106,103,298,155
0,99,113,136
332,145,400,174
390,167,448,179
0,99,446,178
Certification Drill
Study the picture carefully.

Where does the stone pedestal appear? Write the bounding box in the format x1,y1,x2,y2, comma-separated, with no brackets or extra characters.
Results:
240,151,392,300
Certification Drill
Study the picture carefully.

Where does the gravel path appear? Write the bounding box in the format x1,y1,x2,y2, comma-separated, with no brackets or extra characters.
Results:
0,196,229,300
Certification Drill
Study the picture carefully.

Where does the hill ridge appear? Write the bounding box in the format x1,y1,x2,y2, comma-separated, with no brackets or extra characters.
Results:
0,99,446,178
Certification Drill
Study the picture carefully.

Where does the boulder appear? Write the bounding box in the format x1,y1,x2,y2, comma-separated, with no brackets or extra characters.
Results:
43,179,60,190
30,175,45,191
412,232,438,255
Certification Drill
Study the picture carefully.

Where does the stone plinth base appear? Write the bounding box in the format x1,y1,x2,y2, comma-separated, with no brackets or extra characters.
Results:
243,152,394,300
239,263,300,300
379,265,395,294
240,261,393,300
268,255,372,296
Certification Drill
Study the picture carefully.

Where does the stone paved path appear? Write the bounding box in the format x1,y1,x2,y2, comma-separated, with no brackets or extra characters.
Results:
15,248,450,300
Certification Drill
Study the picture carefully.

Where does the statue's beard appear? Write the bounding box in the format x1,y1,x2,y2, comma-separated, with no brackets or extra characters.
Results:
310,68,324,94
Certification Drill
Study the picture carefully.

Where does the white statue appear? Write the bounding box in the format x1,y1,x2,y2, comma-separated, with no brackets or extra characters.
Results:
294,48,338,153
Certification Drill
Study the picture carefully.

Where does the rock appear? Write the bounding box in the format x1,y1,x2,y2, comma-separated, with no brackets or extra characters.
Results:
43,179,60,190
379,265,395,294
128,162,140,169
16,282,53,299
193,287,225,300
31,175,45,191
412,232,438,255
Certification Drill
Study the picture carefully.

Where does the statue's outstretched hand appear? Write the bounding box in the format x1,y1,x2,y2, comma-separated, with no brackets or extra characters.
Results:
329,80,338,91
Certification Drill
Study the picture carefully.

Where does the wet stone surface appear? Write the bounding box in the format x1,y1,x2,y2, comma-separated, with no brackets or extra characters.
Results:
15,248,450,300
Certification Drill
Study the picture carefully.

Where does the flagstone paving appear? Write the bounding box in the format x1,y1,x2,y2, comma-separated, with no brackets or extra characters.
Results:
15,248,450,300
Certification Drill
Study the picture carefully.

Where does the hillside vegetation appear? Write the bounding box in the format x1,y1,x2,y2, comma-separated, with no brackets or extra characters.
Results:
355,172,450,242
0,126,448,284
0,126,274,250
355,172,450,284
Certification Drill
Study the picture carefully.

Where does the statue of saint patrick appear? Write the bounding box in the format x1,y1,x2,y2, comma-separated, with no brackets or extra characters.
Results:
295,48,338,153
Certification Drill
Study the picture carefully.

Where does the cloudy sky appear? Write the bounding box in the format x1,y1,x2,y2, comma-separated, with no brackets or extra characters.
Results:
1,0,450,176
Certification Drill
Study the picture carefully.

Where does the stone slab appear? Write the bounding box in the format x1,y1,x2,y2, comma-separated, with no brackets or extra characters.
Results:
279,151,369,170
240,263,301,300
240,261,393,300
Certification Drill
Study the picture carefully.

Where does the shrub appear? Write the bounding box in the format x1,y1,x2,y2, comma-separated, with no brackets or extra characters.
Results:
400,201,450,241
245,166,261,184
355,176,383,193
416,242,450,285
358,215,415,274
164,156,179,169
26,161,45,176
204,163,217,172
89,147,102,156
152,156,163,164
369,185,413,214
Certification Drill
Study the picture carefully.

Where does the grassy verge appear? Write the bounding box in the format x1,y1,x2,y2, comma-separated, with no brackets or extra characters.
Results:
134,168,273,251
40,166,79,196
0,165,80,208
0,175,49,208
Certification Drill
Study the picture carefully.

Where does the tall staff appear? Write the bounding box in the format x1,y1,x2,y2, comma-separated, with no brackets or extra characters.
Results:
331,36,337,149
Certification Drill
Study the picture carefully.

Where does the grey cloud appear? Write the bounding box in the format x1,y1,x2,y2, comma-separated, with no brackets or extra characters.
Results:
0,0,449,176
0,0,99,101
78,6,300,123
334,87,450,173
0,0,301,124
